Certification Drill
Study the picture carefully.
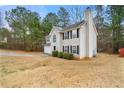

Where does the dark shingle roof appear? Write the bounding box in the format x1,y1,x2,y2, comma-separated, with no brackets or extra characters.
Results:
62,20,85,31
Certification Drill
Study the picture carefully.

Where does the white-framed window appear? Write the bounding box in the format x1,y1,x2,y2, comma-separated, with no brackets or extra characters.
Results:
72,30,77,38
64,46,68,52
64,32,68,39
72,45,79,54
63,46,69,53
72,28,80,38
53,35,56,42
72,46,77,54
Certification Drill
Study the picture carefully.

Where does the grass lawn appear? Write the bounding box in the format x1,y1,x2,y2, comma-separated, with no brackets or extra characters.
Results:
0,49,124,88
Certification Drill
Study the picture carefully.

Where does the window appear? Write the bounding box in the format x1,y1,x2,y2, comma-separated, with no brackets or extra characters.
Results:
72,46,77,54
53,35,56,42
63,46,69,52
72,45,79,54
54,46,56,51
72,31,77,38
64,46,68,52
77,28,80,38
64,32,68,39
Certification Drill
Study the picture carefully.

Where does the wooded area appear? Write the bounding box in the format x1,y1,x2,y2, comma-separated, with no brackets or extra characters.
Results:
0,5,124,53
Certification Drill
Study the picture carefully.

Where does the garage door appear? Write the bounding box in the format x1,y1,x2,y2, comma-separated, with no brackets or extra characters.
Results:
44,46,52,54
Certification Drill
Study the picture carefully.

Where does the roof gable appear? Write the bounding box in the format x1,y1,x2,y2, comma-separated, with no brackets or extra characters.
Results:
49,26,62,36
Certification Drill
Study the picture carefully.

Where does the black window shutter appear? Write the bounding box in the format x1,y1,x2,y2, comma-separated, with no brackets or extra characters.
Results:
63,46,64,52
63,33,64,40
77,45,79,54
70,46,72,53
77,28,79,38
70,31,72,39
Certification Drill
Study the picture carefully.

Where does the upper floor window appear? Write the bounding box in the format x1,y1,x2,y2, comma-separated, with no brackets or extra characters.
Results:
64,32,68,39
72,28,80,38
72,31,77,38
53,35,56,42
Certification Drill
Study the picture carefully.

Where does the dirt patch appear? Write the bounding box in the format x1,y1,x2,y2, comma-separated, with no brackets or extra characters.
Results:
0,49,124,87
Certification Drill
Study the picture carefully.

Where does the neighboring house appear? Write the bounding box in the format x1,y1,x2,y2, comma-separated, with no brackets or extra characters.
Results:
44,7,98,59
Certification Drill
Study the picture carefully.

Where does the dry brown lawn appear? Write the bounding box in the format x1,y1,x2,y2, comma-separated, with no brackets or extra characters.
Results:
0,49,124,88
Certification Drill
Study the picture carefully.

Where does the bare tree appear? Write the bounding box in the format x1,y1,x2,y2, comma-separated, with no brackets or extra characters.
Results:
68,6,83,24
95,5,104,31
94,5,107,52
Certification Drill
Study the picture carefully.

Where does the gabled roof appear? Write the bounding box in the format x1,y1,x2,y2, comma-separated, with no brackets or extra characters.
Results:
49,26,62,36
62,20,85,31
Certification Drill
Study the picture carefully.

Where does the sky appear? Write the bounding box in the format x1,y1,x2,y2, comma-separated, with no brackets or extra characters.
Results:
0,5,93,29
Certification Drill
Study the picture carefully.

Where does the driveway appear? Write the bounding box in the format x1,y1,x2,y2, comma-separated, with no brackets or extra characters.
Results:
0,49,48,57
0,51,33,57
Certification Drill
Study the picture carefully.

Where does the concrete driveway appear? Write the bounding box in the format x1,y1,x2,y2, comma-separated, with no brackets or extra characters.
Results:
0,50,33,57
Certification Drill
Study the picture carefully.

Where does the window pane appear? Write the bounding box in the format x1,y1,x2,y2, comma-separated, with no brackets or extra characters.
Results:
72,46,77,54
53,35,56,42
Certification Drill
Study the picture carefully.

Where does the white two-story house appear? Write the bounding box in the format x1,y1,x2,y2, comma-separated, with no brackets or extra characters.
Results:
44,7,98,59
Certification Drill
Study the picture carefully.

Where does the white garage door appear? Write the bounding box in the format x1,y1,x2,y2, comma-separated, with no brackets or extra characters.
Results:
44,46,52,54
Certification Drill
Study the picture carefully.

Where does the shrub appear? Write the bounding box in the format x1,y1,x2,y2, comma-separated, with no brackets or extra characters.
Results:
58,52,63,58
52,51,58,57
52,51,74,60
63,52,68,59
66,53,74,60
63,53,74,60
68,53,74,60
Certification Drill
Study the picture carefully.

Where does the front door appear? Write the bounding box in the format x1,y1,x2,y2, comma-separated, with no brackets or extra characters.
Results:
54,46,56,51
